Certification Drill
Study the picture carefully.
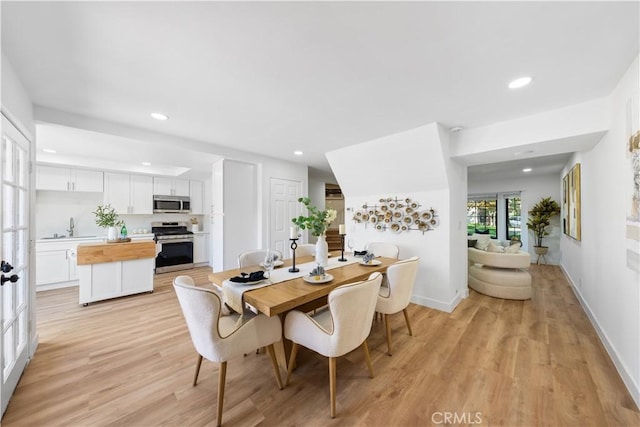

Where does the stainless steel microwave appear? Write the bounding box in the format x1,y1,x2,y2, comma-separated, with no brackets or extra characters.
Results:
153,195,191,213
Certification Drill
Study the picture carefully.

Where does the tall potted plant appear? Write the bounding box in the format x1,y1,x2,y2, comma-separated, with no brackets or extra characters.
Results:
526,197,561,255
292,197,337,267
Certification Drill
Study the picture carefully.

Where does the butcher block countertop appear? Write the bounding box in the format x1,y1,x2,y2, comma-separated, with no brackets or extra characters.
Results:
77,240,156,265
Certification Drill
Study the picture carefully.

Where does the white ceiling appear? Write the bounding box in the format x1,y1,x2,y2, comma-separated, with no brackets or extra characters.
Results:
2,1,638,179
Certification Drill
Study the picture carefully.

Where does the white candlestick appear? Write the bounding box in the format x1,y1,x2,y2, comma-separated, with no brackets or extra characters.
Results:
339,224,346,235
290,226,298,239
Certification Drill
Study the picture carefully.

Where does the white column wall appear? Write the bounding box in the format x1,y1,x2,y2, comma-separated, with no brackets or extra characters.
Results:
560,56,640,407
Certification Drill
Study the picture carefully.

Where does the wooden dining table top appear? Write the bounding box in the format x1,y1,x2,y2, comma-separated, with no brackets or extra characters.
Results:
208,254,397,317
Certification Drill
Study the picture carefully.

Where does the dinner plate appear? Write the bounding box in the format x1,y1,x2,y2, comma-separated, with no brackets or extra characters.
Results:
259,260,284,268
359,259,382,266
303,273,333,284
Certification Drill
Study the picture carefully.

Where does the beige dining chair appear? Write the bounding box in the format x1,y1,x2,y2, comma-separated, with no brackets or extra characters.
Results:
173,275,283,427
238,249,283,268
295,243,316,256
364,242,400,259
284,272,383,418
375,257,419,356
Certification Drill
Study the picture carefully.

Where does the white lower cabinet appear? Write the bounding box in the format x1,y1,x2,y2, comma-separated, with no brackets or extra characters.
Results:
36,239,102,289
78,258,154,305
193,233,208,264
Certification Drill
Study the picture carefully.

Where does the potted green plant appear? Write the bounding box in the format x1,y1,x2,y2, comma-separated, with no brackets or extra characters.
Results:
292,197,337,267
526,197,561,255
93,204,123,241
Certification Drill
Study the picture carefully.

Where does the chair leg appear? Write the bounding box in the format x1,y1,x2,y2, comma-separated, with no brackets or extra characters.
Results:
402,308,413,336
216,361,227,427
329,357,337,418
193,354,203,386
266,344,283,390
285,342,299,386
384,313,393,356
362,341,374,378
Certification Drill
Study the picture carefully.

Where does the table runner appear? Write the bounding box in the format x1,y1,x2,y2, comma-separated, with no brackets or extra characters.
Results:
222,255,363,314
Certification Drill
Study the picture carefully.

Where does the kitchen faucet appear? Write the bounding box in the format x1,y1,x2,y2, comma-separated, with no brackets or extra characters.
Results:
67,217,75,237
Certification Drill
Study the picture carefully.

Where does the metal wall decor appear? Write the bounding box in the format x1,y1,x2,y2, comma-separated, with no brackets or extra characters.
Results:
352,197,439,234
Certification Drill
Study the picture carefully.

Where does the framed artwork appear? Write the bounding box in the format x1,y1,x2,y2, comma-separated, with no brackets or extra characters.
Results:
626,90,639,272
562,163,581,241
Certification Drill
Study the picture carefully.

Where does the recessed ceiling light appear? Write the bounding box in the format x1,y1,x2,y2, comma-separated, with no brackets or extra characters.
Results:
522,168,532,173
508,76,533,89
151,112,169,121
42,148,56,154
141,162,151,166
294,150,304,156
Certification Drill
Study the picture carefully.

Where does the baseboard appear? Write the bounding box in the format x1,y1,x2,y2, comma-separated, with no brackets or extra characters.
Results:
36,281,78,292
559,264,640,409
29,334,39,359
411,288,467,313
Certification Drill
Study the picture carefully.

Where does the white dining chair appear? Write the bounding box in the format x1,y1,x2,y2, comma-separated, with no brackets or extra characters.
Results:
295,243,316,257
375,257,419,356
364,242,399,259
238,249,283,268
173,275,283,427
284,272,383,418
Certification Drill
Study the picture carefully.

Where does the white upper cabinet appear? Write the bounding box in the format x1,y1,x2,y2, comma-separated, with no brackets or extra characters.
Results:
104,172,153,214
189,180,204,214
36,165,103,192
153,177,189,196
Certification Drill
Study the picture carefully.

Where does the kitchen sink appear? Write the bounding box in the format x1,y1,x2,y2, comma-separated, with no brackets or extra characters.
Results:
41,235,97,240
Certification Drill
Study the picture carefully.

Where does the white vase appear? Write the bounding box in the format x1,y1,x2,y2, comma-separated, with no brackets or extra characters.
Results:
315,234,329,267
106,226,118,241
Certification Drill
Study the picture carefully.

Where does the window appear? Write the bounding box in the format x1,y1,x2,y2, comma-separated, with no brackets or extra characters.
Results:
467,197,497,238
468,192,522,241
505,195,522,240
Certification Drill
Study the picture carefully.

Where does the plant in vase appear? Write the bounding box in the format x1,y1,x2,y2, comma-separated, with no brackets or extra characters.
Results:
292,197,337,267
526,197,561,254
190,217,199,232
93,204,123,241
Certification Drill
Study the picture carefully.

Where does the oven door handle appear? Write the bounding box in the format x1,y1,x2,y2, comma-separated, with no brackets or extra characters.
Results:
157,238,194,244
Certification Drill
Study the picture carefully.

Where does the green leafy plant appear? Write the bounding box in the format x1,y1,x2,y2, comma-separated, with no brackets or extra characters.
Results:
526,197,561,247
291,197,337,237
93,204,123,228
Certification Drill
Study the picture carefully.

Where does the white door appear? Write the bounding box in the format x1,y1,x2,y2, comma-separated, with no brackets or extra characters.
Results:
1,115,31,415
270,178,302,257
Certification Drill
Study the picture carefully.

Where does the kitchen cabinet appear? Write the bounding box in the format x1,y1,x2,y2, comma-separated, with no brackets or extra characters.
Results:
193,232,208,264
36,165,103,192
153,177,189,197
36,238,102,289
77,240,155,305
104,172,153,214
189,180,204,214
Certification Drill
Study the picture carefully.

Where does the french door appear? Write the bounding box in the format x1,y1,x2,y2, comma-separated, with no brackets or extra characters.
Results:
1,114,31,415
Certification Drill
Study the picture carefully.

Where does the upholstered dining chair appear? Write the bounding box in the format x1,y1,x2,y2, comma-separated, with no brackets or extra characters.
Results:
284,272,383,418
173,275,283,427
364,242,399,259
295,243,316,257
375,256,419,356
238,249,283,268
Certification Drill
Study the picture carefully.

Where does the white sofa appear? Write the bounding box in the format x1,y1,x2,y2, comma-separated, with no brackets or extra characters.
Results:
468,247,532,300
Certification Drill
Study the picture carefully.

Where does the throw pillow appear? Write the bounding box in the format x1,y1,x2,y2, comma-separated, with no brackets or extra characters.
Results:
467,239,478,248
473,234,492,251
505,241,522,254
487,242,505,253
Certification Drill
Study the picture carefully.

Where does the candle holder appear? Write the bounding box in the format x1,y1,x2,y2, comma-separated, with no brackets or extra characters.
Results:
289,238,300,272
338,234,347,262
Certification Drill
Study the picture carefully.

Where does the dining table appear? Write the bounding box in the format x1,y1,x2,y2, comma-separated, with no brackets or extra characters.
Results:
208,253,397,369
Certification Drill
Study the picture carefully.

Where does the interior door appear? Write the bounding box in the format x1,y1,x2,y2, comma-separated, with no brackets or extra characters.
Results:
270,178,302,257
1,115,31,415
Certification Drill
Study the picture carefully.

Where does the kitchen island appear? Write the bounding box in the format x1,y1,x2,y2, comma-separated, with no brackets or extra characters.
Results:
77,240,156,306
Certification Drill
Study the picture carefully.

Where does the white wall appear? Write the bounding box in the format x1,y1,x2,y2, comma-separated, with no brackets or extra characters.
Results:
330,123,467,312
468,173,562,264
560,56,640,406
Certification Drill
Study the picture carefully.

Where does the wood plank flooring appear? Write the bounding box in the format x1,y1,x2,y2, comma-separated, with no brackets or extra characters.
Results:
2,265,639,426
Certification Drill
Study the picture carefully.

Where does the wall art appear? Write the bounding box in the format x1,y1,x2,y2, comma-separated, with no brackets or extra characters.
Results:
352,197,439,234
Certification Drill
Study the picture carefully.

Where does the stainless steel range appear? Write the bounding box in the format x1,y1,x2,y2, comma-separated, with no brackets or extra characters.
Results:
152,221,194,273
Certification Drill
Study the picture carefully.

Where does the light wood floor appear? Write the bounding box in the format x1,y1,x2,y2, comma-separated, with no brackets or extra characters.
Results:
3,265,639,426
